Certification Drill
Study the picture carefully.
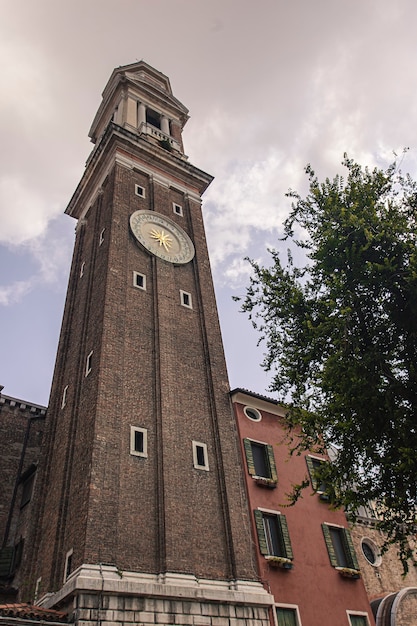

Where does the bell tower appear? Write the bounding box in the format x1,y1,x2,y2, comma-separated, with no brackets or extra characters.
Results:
27,62,273,625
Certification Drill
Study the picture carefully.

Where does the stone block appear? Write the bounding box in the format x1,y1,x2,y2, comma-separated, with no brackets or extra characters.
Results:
136,611,155,623
201,603,219,617
193,616,211,626
175,614,193,625
125,597,144,611
211,618,230,626
219,604,234,618
155,613,175,624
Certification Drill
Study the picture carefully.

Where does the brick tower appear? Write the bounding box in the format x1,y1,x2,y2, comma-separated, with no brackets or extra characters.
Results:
27,62,272,625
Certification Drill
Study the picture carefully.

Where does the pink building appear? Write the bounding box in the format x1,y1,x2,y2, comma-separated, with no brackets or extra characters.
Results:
231,389,375,626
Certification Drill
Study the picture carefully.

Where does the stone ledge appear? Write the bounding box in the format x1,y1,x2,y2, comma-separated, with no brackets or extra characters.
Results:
40,565,274,611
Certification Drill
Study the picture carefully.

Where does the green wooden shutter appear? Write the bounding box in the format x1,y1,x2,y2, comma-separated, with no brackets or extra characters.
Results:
278,514,293,560
306,456,318,490
342,528,359,570
0,546,14,577
266,444,278,482
243,438,256,476
254,510,268,555
322,523,339,567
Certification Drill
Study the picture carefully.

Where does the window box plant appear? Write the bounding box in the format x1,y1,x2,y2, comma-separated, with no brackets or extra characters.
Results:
335,567,361,579
265,556,293,569
254,476,277,488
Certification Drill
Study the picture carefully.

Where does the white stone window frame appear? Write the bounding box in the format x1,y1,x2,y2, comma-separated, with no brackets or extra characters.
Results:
130,426,148,458
33,576,42,604
85,351,93,377
360,537,382,567
276,603,302,626
99,228,105,246
63,548,73,583
133,271,146,291
173,202,183,216
346,611,370,626
61,385,68,409
135,184,145,198
243,405,262,422
192,441,209,471
180,290,192,309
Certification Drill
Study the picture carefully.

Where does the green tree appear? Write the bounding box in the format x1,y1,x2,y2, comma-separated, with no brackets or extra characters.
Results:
240,154,417,568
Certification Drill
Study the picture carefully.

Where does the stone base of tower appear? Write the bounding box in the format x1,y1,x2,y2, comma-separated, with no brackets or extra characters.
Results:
39,565,274,626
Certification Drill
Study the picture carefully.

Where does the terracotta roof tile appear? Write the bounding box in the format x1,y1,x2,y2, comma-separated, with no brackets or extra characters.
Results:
0,603,67,622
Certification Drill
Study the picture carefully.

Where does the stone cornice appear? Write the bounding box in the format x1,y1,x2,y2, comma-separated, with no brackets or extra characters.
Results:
0,394,47,416
66,122,212,221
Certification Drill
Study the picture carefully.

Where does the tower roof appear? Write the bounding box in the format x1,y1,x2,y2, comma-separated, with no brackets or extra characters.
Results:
89,61,189,144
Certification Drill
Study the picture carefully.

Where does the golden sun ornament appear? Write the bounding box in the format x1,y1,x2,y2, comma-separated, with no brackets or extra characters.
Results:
150,228,173,251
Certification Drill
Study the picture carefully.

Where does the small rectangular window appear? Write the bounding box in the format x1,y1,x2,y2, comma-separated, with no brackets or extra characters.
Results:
180,290,192,309
133,271,146,290
61,385,68,409
348,614,369,626
276,606,300,626
64,549,73,582
20,472,35,508
34,577,42,604
192,441,209,471
80,261,85,278
173,203,183,216
135,184,145,198
99,228,105,245
85,351,93,377
130,426,148,458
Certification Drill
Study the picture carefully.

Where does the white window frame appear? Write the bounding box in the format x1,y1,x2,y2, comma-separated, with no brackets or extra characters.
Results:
33,576,42,604
243,405,262,421
133,271,146,290
80,261,85,278
180,290,192,309
347,611,370,626
130,426,148,458
360,537,382,567
276,604,302,626
61,385,68,409
63,548,73,582
192,441,209,471
99,228,105,246
135,184,145,198
172,202,183,216
85,351,93,377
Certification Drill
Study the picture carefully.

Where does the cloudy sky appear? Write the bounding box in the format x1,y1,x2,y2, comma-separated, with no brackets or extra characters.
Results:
1,0,417,406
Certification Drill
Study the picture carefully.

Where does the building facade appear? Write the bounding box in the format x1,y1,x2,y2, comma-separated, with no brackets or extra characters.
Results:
0,62,415,626
231,389,375,626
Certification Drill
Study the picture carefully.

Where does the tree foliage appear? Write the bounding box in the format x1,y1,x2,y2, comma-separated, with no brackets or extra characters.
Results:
240,154,417,569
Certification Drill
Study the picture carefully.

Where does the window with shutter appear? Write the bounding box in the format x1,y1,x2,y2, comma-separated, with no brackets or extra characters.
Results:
306,455,329,499
322,523,360,576
243,438,277,486
254,510,293,567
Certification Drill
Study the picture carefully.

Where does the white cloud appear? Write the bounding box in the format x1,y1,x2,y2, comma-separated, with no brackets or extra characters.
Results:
0,176,59,245
0,280,32,306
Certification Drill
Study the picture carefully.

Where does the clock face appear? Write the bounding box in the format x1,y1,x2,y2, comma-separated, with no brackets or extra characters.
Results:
129,210,195,264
